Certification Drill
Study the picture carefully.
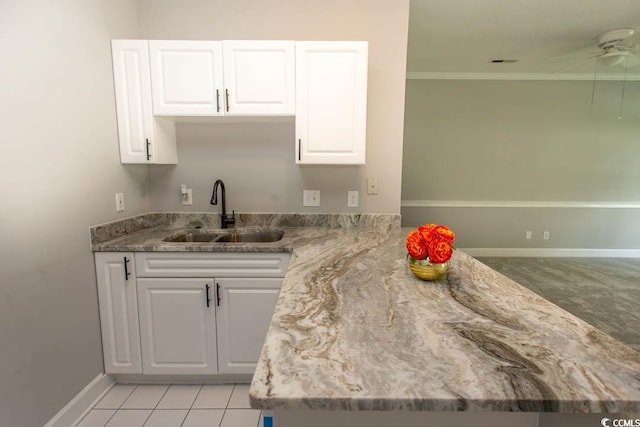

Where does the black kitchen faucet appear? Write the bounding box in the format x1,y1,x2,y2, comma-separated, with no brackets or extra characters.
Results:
210,179,235,229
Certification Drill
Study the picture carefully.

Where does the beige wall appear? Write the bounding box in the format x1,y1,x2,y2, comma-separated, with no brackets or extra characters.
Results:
402,79,640,249
139,0,411,214
0,1,410,424
0,0,148,425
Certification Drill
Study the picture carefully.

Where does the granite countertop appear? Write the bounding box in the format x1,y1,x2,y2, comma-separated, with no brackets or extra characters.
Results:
249,227,640,413
90,213,640,413
90,212,398,253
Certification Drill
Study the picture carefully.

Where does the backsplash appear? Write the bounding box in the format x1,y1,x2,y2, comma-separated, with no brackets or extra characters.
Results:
90,212,401,245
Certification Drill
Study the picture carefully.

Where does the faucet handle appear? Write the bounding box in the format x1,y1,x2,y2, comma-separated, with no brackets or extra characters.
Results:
225,210,236,227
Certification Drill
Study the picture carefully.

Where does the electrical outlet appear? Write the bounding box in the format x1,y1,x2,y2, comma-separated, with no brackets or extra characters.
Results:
347,191,359,207
525,231,532,240
181,188,193,205
115,193,125,212
303,190,320,207
543,231,550,240
367,177,378,195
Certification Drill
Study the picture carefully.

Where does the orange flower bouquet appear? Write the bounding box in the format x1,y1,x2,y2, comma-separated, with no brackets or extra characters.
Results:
406,224,455,280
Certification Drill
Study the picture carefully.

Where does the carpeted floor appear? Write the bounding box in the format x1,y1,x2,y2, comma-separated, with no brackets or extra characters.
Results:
476,257,640,352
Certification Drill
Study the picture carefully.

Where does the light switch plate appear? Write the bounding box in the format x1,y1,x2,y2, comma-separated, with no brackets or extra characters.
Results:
367,177,378,195
115,193,125,212
303,190,320,207
347,191,359,207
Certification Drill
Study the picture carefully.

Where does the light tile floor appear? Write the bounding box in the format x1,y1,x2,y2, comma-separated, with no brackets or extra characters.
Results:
74,383,262,427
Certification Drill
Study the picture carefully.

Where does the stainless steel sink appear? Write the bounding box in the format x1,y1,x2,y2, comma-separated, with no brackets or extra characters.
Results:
214,230,284,243
162,232,218,243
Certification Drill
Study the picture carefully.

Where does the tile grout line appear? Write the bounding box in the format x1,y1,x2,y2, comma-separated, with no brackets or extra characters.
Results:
79,383,137,427
94,383,251,427
117,384,137,410
189,384,205,410
101,409,118,427
219,384,237,427
141,384,172,427
179,384,204,427
226,384,236,409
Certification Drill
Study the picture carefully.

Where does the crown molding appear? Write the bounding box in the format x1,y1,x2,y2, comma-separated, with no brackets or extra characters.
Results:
406,72,640,81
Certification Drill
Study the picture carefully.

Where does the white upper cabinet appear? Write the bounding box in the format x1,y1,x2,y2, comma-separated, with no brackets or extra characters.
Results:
295,41,368,165
147,40,294,116
222,40,295,115
149,41,224,116
111,39,369,165
111,40,177,164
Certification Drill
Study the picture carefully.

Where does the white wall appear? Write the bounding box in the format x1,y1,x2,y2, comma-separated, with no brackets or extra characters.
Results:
401,79,640,249
0,1,410,424
139,0,411,214
0,1,148,425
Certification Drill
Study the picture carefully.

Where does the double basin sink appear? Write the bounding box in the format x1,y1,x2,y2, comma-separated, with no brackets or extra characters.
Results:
163,229,284,244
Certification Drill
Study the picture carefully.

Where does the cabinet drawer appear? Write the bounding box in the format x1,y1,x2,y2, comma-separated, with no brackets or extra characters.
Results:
135,252,291,278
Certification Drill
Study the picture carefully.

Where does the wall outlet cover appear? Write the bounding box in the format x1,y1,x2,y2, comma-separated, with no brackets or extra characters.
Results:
303,190,320,207
115,193,125,212
181,188,193,205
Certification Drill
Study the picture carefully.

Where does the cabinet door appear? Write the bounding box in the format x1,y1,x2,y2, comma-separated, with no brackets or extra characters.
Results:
111,40,177,164
149,40,224,116
223,40,295,115
295,41,368,164
95,253,142,374
137,278,218,374
216,278,282,374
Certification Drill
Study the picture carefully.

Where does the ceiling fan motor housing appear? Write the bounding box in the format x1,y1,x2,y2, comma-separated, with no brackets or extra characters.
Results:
597,28,636,49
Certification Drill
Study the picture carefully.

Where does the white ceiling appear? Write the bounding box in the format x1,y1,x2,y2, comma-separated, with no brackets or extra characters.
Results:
407,0,640,75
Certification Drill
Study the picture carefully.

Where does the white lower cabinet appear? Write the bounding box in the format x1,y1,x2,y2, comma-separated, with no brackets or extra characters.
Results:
137,278,218,374
215,278,282,374
95,252,289,376
95,253,142,374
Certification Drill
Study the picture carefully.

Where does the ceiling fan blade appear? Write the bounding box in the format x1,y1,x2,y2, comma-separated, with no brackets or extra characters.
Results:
544,51,601,61
551,54,602,74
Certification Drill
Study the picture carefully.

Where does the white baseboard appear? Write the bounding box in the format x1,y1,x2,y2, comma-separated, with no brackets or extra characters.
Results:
44,373,114,427
462,248,640,257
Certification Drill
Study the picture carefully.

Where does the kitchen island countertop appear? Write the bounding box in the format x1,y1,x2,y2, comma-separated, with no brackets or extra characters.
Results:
90,214,640,413
248,227,640,413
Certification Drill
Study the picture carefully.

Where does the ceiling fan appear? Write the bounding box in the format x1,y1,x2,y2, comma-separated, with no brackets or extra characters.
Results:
552,28,640,73
547,28,640,118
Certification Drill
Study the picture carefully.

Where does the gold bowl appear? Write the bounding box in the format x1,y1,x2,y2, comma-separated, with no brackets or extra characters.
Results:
407,255,449,281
